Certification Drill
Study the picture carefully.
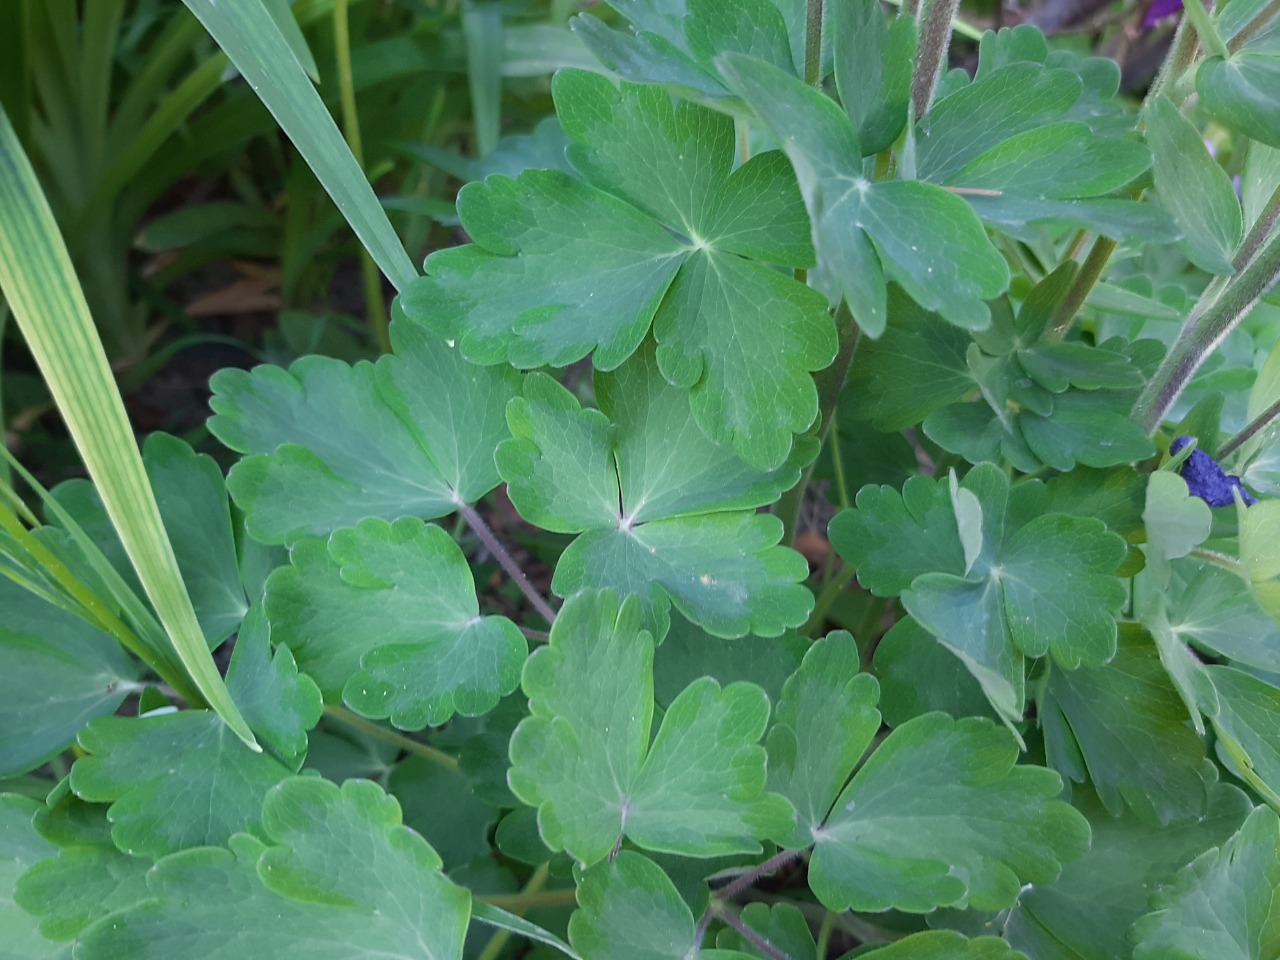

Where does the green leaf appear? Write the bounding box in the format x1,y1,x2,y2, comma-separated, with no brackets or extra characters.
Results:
809,713,1089,913
0,101,254,750
497,355,813,640
568,851,741,960
653,620,808,710
1144,471,1213,561
685,0,795,76
846,288,976,430
831,465,1128,722
1131,805,1280,960
1239,499,1280,623
1007,781,1251,960
874,617,997,728
389,756,499,871
54,433,249,647
0,577,138,778
0,795,58,959
1165,560,1280,673
718,54,1009,334
69,711,293,857
508,591,793,866
267,517,525,725
75,779,470,960
864,931,1027,959
1198,52,1280,150
766,633,881,847
179,0,416,291
1145,96,1243,275
715,902,816,958
1040,624,1209,824
405,71,831,468
471,901,583,960
833,0,916,155
210,322,519,545
224,603,323,771
1206,666,1280,808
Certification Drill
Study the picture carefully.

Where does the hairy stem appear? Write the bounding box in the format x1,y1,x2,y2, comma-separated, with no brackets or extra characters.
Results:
1219,396,1280,460
1229,0,1280,49
717,848,805,901
713,905,792,960
1149,15,1199,101
458,501,558,625
1181,0,1231,59
1133,228,1280,433
913,0,963,117
1049,236,1116,337
805,0,824,86
323,704,459,770
1235,180,1280,272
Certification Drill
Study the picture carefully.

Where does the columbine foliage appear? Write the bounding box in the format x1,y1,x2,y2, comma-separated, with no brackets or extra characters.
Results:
13,0,1280,957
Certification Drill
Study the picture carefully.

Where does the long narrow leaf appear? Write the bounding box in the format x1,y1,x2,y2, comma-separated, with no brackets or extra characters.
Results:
470,902,583,960
181,0,417,292
0,105,259,751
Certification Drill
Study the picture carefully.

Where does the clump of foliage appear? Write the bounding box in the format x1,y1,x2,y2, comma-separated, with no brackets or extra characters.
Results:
7,0,1280,957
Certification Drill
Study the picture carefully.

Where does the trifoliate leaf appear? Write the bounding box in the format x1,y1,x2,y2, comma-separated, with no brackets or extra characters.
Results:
809,713,1089,913
209,321,519,544
69,711,293,857
766,633,880,847
75,778,470,960
0,795,58,959
404,70,832,468
388,756,499,871
1206,666,1280,808
508,591,793,865
497,353,813,640
0,577,137,778
831,465,1127,725
568,850,751,960
1006,782,1251,960
1131,805,1280,960
1165,560,1280,673
720,53,1010,334
266,517,525,726
225,603,323,771
1039,624,1209,824
715,902,816,958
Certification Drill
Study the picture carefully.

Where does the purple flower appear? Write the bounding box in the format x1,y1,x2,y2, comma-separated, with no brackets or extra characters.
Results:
1144,0,1184,27
1170,436,1258,507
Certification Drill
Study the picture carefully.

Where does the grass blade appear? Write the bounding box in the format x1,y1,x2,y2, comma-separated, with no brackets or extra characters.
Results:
181,0,418,292
0,104,259,751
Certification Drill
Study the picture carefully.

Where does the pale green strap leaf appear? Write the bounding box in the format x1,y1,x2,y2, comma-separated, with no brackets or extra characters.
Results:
0,105,257,750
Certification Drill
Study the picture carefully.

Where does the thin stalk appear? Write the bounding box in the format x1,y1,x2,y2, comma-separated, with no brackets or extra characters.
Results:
816,910,837,957
881,0,984,38
1149,14,1199,101
802,564,857,636
1181,0,1231,59
1229,0,1280,49
479,886,577,911
1235,180,1280,272
1133,226,1280,433
805,0,824,86
830,416,851,509
476,863,552,960
913,0,963,117
1190,546,1246,576
1219,395,1280,459
334,0,390,353
712,905,791,960
323,704,460,770
779,306,861,546
1049,236,1116,337
716,848,805,902
458,502,558,625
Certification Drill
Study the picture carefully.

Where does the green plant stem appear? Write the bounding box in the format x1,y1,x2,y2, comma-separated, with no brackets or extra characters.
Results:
805,0,824,86
1049,236,1116,337
913,0,963,117
779,305,860,546
479,885,577,911
333,0,390,353
816,910,837,957
1235,181,1280,272
712,905,790,960
458,501,558,626
803,564,858,636
1229,0,1280,49
1133,227,1280,433
323,704,459,769
830,415,851,509
1219,396,1280,459
1181,0,1231,59
476,862,552,960
1190,546,1246,576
